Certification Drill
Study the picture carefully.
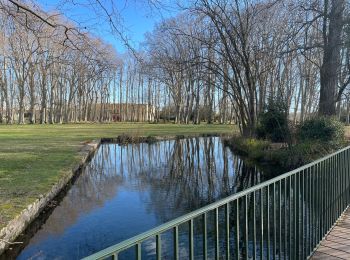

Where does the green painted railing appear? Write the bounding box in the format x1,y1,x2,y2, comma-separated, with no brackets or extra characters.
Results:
83,146,350,260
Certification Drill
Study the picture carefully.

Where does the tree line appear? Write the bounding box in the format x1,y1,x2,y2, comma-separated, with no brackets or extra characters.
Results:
141,0,350,135
0,0,350,137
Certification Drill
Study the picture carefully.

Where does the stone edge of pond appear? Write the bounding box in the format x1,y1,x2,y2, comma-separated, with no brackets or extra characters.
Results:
0,140,101,255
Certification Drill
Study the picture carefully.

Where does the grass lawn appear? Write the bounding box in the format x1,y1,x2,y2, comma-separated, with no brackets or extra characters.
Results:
0,123,234,230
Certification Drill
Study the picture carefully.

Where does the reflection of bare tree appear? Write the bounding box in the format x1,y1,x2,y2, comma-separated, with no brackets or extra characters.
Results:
18,137,270,259
27,145,128,242
131,137,265,224
53,136,265,231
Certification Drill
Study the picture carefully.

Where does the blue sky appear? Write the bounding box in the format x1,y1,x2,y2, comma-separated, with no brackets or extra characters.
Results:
36,0,172,53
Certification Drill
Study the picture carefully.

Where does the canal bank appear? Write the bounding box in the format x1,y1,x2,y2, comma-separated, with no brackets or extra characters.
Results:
3,136,276,259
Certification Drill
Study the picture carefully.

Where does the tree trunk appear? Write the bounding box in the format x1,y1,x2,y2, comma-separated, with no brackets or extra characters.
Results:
319,0,344,116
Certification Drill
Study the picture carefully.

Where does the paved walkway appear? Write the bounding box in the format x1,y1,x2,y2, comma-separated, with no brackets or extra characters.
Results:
311,208,350,259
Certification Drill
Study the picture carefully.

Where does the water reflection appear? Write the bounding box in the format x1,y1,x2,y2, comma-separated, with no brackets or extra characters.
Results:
16,137,269,259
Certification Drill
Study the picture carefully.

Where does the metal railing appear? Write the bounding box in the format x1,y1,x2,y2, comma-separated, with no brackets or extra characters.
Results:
83,145,350,260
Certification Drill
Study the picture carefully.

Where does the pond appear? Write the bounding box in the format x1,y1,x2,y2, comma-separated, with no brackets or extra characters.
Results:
14,137,279,259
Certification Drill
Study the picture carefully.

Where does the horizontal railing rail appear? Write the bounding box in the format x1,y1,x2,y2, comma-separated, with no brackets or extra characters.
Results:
83,145,350,260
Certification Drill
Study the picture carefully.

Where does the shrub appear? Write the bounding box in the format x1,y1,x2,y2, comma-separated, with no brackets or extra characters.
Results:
297,117,345,147
256,101,290,142
223,136,270,160
267,141,331,170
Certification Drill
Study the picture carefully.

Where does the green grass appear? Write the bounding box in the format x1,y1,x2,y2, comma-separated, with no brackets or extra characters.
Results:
0,123,234,229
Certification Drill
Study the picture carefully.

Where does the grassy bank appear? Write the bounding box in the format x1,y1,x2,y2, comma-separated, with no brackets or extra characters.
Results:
0,123,234,230
224,134,349,171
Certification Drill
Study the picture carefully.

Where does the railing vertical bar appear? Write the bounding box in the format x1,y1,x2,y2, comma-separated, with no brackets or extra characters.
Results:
303,169,309,257
344,150,349,208
344,150,349,205
297,171,300,259
340,152,343,210
215,207,219,260
226,203,230,260
333,154,336,222
284,178,287,260
203,213,207,260
332,154,335,223
253,192,256,260
322,156,327,248
294,173,297,259
337,153,340,215
278,180,282,260
236,199,240,260
315,164,320,245
113,253,118,260
331,155,334,223
323,157,326,234
321,160,324,239
260,188,264,260
173,226,179,260
348,148,350,204
307,166,311,256
345,150,350,204
315,163,318,246
340,152,343,215
301,170,304,260
344,150,346,207
311,165,315,251
344,150,347,208
156,234,161,260
319,161,322,241
329,155,332,227
328,156,332,233
338,153,341,216
335,154,339,222
318,162,321,243
136,243,141,260
289,176,292,259
335,154,340,217
273,182,276,260
325,157,329,235
245,196,248,260
189,219,194,260
267,185,270,260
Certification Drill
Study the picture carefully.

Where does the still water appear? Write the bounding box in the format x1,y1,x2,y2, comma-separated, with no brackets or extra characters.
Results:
17,137,275,259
